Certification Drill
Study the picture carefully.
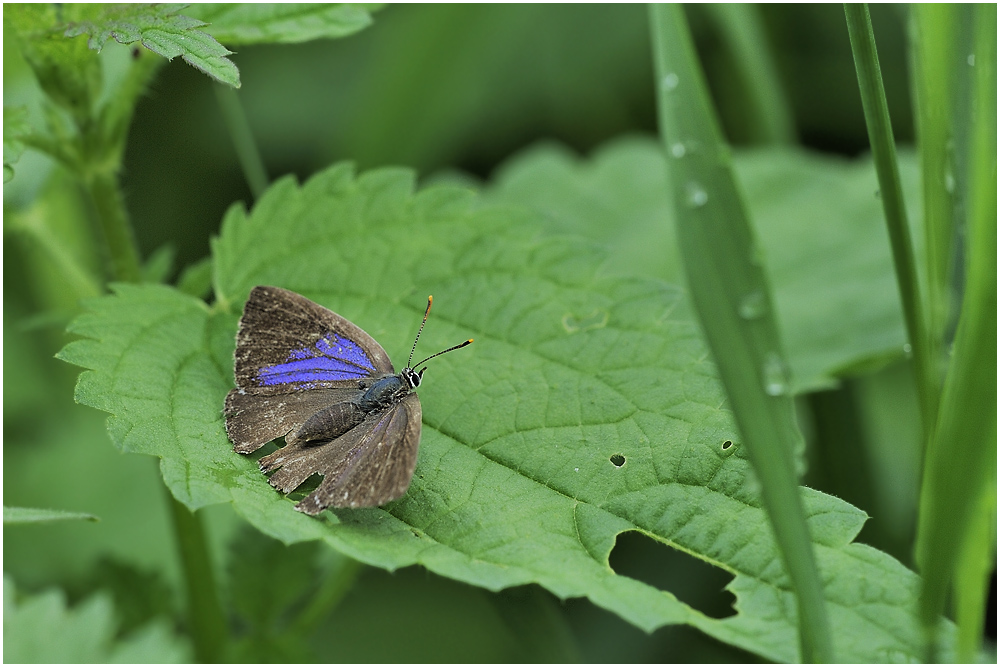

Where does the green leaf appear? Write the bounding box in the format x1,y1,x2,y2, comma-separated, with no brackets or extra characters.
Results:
65,4,240,88
4,506,99,524
3,575,190,663
141,243,176,284
176,256,214,299
490,138,921,392
187,3,381,45
59,163,958,662
4,106,31,182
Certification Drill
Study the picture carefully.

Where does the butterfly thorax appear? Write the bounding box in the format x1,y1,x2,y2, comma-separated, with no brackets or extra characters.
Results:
357,368,422,412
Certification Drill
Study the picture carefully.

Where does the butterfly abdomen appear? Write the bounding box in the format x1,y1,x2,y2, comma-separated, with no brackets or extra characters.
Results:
286,401,366,445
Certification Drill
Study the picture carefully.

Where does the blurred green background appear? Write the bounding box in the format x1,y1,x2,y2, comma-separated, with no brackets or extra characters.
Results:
4,4,992,662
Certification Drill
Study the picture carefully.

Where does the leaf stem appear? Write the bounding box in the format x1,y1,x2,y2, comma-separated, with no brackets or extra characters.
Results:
167,491,229,662
84,169,143,283
214,84,269,200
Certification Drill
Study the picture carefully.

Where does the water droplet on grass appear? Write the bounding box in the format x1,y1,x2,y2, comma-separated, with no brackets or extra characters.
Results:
762,353,790,396
685,182,708,208
738,290,767,320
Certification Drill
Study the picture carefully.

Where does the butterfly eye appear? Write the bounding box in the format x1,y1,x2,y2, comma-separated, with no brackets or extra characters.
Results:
403,368,422,389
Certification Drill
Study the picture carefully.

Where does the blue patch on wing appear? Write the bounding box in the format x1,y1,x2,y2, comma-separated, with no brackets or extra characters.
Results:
257,332,376,386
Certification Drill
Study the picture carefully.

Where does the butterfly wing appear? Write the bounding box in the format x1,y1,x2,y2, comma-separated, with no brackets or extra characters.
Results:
233,285,395,394
225,388,358,454
259,392,422,513
225,286,395,454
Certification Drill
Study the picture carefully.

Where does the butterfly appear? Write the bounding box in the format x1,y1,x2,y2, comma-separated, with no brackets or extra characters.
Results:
224,286,471,514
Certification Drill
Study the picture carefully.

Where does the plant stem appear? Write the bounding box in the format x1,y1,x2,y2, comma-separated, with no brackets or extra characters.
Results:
843,4,936,433
85,169,142,283
167,491,228,662
214,84,269,200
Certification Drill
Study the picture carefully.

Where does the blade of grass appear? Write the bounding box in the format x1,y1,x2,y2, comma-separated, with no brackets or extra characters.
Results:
910,4,957,395
953,486,997,662
649,5,832,662
843,4,936,430
701,4,796,144
915,4,997,658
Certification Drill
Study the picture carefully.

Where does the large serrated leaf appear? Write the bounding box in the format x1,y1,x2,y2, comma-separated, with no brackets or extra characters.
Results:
58,163,955,662
490,138,921,392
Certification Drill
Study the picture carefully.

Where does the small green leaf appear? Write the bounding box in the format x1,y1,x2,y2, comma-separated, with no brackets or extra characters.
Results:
3,575,190,663
188,3,381,45
176,256,214,299
4,106,31,182
59,163,959,662
141,243,176,284
225,527,322,662
227,526,319,628
65,4,240,88
4,506,99,524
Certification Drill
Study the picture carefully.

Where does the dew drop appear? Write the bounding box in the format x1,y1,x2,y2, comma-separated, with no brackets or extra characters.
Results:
670,142,687,158
661,72,679,91
762,352,790,396
903,342,912,355
967,54,976,66
574,467,580,472
944,170,956,194
685,182,708,208
738,290,767,320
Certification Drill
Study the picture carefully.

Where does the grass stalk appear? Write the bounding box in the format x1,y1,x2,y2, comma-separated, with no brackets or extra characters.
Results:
843,4,935,430
649,4,833,661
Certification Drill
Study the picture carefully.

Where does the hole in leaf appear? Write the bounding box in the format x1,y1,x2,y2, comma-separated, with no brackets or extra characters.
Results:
609,531,735,619
609,453,626,467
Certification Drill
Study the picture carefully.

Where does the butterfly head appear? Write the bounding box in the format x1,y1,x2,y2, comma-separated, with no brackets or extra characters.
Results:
402,367,424,390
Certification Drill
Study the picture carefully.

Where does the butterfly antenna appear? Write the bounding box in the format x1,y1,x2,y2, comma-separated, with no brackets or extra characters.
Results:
407,296,434,368
413,338,473,371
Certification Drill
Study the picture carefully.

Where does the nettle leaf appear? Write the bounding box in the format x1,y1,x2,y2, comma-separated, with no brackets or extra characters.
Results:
490,138,921,392
65,4,239,88
3,575,190,663
59,164,954,662
187,3,381,46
